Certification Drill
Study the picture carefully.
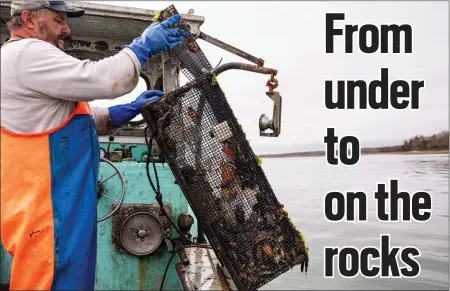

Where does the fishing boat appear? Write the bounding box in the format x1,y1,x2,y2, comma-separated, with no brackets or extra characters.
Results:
0,2,308,290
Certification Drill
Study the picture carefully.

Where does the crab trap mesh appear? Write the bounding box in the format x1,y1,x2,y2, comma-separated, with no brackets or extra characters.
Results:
140,5,309,291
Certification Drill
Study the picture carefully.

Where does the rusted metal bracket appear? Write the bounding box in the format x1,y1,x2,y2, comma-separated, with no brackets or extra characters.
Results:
196,31,265,67
259,91,282,137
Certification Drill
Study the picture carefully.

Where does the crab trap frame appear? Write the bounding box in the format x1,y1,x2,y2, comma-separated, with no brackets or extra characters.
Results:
140,5,309,291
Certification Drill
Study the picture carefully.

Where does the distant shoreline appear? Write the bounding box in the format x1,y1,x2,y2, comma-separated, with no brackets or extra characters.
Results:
258,149,449,158
366,149,449,155
259,131,449,158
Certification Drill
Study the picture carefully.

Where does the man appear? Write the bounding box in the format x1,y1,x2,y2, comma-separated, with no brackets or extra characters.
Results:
0,1,187,290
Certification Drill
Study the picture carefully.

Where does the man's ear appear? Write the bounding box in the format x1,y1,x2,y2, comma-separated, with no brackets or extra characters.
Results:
21,10,37,30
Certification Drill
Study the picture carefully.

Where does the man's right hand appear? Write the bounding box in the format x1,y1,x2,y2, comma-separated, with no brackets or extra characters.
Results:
126,14,189,68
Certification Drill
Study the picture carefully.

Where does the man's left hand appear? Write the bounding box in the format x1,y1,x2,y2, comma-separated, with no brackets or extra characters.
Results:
108,90,165,127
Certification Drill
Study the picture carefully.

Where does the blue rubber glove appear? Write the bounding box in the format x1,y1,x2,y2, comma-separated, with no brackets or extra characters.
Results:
108,90,165,127
125,14,188,68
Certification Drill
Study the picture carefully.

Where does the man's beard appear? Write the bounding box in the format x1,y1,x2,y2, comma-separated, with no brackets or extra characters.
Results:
37,21,65,51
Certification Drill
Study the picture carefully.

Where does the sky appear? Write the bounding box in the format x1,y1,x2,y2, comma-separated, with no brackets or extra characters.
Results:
85,1,449,154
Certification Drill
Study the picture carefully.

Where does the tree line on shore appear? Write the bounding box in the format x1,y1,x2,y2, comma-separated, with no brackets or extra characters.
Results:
399,131,449,151
259,131,449,158
364,130,449,153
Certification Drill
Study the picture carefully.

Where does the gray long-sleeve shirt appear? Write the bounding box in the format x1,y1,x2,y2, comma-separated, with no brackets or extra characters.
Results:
1,38,142,134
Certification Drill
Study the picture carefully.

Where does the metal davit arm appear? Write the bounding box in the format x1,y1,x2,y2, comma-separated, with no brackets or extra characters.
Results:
128,61,279,127
196,31,265,67
212,62,277,77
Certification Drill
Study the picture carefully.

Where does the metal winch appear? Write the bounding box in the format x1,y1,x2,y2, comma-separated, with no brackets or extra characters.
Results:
111,203,172,257
119,211,164,256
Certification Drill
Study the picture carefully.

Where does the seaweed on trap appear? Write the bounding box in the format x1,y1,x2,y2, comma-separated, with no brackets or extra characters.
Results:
140,5,309,291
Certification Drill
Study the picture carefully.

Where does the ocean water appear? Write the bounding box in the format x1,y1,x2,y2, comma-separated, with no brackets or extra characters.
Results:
260,154,449,290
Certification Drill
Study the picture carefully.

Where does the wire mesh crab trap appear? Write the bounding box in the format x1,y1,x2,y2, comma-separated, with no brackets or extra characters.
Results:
141,5,309,291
